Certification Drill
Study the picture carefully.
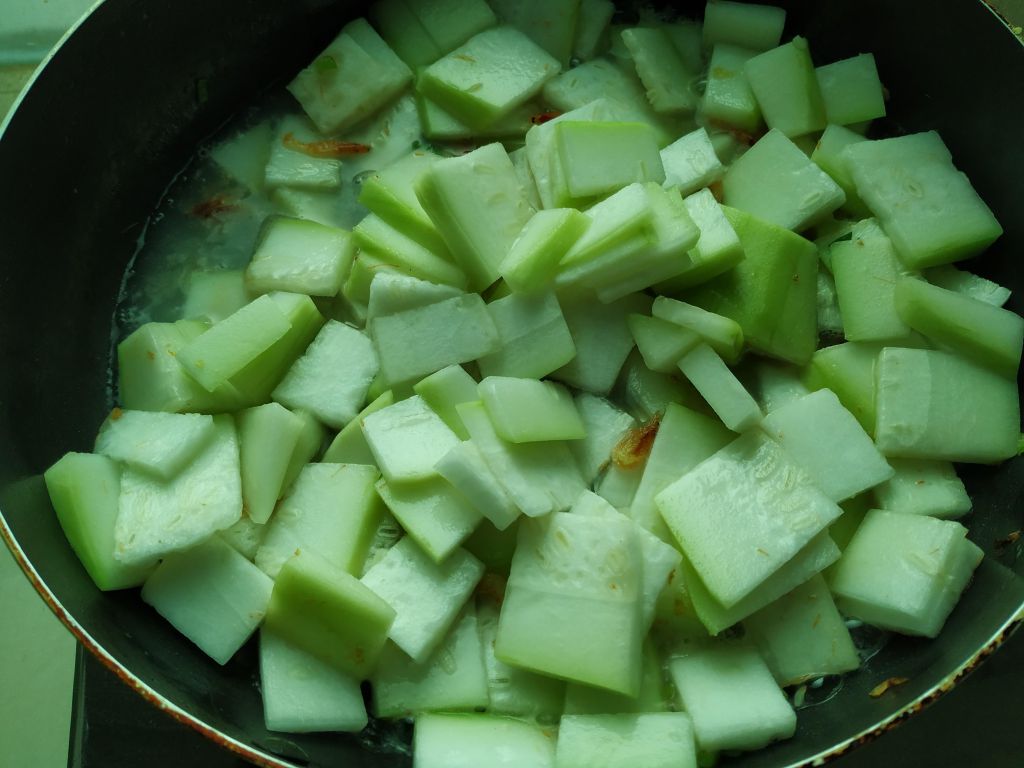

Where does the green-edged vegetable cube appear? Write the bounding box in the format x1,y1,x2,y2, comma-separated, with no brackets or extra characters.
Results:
656,431,843,607
246,217,353,298
479,376,585,443
830,509,983,637
416,142,535,291
265,550,396,677
141,537,273,665
478,290,577,380
288,19,412,135
722,129,845,232
815,53,886,126
874,347,1020,463
702,1,786,51
556,713,698,768
743,37,826,137
254,463,381,578
44,453,154,591
843,131,1003,268
418,27,561,128
260,630,368,732
701,44,762,134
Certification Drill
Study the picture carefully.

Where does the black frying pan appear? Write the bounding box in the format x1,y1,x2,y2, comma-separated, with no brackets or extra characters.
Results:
1,1,1023,766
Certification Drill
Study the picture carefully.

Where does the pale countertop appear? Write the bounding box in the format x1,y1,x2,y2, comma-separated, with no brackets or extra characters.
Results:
1,3,1022,768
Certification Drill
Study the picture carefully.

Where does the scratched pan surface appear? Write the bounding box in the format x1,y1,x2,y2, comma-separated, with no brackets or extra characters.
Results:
1,1,1022,766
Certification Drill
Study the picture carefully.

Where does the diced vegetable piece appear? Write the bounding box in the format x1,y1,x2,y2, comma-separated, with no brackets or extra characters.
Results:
361,538,484,662
843,131,1003,268
573,0,615,61
255,463,381,578
682,531,840,635
264,115,342,192
260,630,367,733
686,206,819,365
760,389,893,502
744,37,826,137
815,53,886,126
362,395,460,483
830,229,913,342
500,208,588,293
558,183,699,301
657,432,843,607
176,294,291,392
288,19,412,134
371,293,500,385
489,0,580,67
358,150,447,252
743,574,860,686
701,44,762,134
115,415,242,567
272,321,378,429
183,270,251,323
265,550,396,677
924,264,1011,307
479,377,585,443
722,129,845,231
830,509,983,637
677,343,763,432
413,713,556,768
554,121,665,204
458,400,586,517
660,129,725,196
873,458,972,520
630,402,734,537
372,606,488,717
354,214,467,289
496,513,645,695
894,276,1024,375
95,410,214,480
621,27,698,114
246,217,353,297
141,537,273,665
525,98,614,208
702,1,786,51
44,453,154,590
669,644,796,752
376,476,483,560
416,142,535,291
556,713,698,768
874,347,1020,463
418,27,561,128
235,402,304,524
478,290,577,379
570,394,636,484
